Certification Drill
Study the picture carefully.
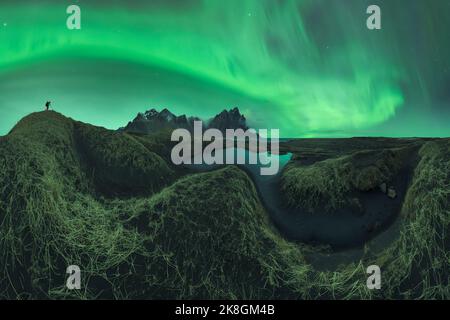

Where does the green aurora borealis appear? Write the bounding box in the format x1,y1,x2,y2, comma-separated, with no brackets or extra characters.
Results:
0,0,449,137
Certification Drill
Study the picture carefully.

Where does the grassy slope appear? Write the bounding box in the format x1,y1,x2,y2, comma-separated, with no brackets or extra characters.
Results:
0,111,303,299
75,122,174,196
280,147,414,212
0,111,448,299
282,140,449,299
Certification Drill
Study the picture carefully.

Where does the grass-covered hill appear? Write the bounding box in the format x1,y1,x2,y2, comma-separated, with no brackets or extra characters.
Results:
0,111,302,299
0,111,448,299
281,146,416,213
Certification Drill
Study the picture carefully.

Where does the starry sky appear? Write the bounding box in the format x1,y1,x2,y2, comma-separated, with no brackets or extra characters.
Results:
0,0,449,137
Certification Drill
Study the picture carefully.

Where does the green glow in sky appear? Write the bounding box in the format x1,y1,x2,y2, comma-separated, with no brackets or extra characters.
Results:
0,0,449,137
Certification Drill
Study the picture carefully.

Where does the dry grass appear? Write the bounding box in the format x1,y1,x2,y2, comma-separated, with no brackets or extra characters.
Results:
0,111,448,299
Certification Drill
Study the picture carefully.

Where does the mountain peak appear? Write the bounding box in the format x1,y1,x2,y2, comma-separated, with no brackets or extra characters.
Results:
209,107,248,132
123,107,248,134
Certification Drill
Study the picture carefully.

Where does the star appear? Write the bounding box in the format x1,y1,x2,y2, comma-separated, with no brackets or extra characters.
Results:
3,22,7,27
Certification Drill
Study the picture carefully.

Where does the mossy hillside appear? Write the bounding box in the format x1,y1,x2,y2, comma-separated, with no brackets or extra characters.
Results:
129,129,176,162
0,111,170,298
75,123,174,196
0,112,304,299
285,140,449,299
120,166,305,299
280,147,414,213
136,140,448,299
0,111,448,299
379,140,449,298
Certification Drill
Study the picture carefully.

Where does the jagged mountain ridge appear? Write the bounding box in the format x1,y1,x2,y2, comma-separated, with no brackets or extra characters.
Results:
122,107,248,134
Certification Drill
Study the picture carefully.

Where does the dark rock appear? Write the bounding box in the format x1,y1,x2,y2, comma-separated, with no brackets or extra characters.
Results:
208,107,248,133
387,186,397,199
122,107,248,135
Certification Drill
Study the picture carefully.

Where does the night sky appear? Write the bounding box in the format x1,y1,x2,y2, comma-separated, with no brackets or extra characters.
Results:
0,0,449,137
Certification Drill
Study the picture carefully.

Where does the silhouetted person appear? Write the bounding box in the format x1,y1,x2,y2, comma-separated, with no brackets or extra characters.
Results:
45,101,51,111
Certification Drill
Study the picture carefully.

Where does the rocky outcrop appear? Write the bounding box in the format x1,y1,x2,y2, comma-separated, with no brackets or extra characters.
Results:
122,108,201,134
122,107,248,134
379,182,397,199
207,107,248,132
387,186,397,199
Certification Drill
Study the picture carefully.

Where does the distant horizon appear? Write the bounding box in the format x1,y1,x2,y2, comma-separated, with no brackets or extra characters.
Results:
2,109,449,140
